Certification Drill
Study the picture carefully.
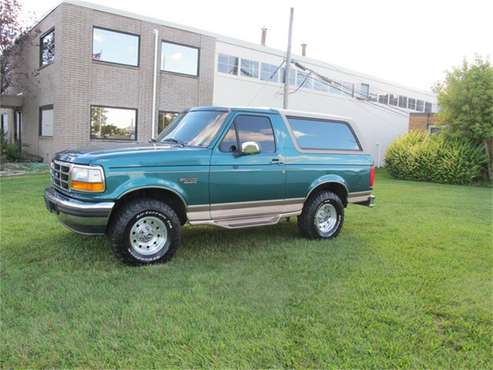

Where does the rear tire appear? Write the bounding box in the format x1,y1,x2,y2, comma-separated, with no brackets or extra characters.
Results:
298,191,344,239
109,198,181,265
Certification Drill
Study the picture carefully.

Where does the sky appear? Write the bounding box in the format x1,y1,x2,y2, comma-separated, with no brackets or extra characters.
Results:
18,0,493,92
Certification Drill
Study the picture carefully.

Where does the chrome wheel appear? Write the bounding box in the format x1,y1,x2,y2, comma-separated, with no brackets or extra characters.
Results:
129,216,168,256
315,203,338,235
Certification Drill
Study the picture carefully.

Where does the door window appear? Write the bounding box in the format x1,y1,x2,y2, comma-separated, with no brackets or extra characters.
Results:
219,115,276,153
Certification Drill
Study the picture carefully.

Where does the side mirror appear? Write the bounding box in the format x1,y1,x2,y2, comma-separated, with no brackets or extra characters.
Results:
240,141,260,155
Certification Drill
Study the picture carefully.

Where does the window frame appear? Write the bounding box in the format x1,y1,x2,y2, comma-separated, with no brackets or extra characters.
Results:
39,104,54,137
160,40,200,77
39,28,55,68
92,26,141,68
89,105,138,141
219,114,277,154
217,53,239,76
239,58,259,79
286,115,363,152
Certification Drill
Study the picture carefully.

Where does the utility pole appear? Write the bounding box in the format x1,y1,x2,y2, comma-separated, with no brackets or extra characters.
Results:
283,7,294,109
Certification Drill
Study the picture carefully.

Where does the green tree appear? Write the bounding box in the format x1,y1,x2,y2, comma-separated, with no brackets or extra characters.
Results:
434,56,493,180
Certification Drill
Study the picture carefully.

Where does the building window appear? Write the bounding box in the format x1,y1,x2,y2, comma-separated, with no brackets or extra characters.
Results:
416,100,424,112
158,111,178,134
398,96,408,108
161,41,199,76
424,102,432,113
313,79,329,92
217,54,238,75
408,98,416,110
39,105,54,137
90,106,137,141
1,112,8,136
240,58,259,78
389,94,398,106
92,27,139,67
288,117,361,151
40,29,55,67
360,83,370,98
260,63,280,82
378,94,389,104
281,67,296,86
296,71,312,88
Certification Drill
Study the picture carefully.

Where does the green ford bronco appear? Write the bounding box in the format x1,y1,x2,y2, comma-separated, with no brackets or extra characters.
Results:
45,107,375,265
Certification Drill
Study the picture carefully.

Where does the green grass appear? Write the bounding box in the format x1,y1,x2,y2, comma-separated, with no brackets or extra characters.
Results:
1,170,492,368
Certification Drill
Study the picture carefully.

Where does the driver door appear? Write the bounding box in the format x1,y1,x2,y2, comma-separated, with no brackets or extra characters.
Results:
209,113,285,220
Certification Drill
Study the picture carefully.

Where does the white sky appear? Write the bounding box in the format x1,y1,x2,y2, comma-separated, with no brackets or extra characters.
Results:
19,0,493,92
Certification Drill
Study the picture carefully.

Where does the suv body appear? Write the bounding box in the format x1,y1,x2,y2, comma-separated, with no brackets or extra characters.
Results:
44,107,375,264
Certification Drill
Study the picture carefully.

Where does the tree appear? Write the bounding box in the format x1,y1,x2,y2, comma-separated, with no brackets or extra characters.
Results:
434,56,493,180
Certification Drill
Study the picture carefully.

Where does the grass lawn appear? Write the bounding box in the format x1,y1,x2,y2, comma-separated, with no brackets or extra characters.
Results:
1,170,492,368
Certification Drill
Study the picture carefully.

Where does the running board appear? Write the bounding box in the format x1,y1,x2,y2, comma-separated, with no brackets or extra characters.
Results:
189,211,301,229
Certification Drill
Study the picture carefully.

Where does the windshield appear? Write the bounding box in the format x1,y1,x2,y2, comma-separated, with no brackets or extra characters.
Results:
158,110,228,147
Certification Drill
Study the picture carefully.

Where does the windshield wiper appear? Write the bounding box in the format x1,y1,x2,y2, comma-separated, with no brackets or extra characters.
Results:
161,138,185,147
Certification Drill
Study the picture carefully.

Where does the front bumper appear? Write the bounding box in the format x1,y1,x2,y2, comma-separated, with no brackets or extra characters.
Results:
44,187,115,235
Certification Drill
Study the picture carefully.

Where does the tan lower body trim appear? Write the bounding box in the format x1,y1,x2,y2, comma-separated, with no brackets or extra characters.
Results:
348,191,372,203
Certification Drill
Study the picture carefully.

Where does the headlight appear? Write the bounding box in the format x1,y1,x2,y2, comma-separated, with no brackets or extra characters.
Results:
70,165,105,193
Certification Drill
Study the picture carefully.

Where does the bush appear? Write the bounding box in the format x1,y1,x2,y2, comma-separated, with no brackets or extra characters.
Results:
385,130,487,185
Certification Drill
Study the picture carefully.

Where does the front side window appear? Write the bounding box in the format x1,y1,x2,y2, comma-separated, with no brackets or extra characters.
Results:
288,117,361,151
240,58,259,78
40,29,55,67
159,110,227,147
260,63,280,82
218,54,238,75
90,106,137,140
161,42,199,76
220,115,275,153
39,105,54,137
158,111,178,135
93,27,139,66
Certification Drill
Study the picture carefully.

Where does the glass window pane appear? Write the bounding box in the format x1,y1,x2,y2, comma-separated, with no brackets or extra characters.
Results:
389,94,398,106
424,102,432,113
281,67,296,85
378,94,389,104
296,71,312,88
408,98,416,110
398,96,408,108
361,83,370,97
40,30,55,66
158,112,178,134
40,107,54,137
90,106,137,140
260,63,279,82
218,54,238,75
93,28,139,66
416,100,424,111
219,124,238,152
313,79,329,92
240,58,259,78
235,115,275,153
288,118,360,151
161,42,199,76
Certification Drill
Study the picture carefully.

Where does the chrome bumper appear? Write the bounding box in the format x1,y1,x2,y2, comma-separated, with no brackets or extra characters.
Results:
44,187,114,235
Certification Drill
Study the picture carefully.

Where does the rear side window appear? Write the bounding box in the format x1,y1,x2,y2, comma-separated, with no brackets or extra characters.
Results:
287,117,361,151
219,115,276,153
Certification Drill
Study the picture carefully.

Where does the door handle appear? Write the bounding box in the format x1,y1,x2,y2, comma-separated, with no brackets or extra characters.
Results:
271,158,283,164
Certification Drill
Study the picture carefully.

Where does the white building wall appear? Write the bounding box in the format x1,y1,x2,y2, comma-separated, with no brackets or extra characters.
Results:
213,40,437,166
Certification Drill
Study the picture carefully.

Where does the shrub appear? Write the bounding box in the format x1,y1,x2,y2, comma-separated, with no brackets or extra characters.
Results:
385,131,487,185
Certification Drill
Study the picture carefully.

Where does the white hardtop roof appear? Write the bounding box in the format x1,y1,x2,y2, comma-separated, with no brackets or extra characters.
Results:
33,0,436,97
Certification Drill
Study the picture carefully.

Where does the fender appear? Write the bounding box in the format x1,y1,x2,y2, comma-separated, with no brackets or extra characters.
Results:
112,177,188,205
306,174,349,200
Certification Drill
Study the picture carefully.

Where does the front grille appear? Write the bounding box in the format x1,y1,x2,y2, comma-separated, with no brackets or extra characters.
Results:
50,160,71,191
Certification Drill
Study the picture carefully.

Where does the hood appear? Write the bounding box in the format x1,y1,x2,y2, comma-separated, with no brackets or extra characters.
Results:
54,143,210,167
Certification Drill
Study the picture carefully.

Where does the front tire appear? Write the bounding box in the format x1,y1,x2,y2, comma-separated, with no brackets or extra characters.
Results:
109,198,181,265
298,191,344,239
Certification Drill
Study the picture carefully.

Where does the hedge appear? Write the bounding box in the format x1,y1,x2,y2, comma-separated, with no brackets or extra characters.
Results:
385,130,486,185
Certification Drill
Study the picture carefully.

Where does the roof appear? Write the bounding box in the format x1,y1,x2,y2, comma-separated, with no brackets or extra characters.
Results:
36,0,435,97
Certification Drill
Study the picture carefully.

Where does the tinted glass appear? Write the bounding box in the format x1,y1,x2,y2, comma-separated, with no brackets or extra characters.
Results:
219,125,238,152
218,54,238,75
40,30,55,66
260,63,279,82
161,42,199,76
240,59,259,78
159,110,227,147
90,106,136,140
158,111,178,134
93,28,139,66
235,115,275,153
288,118,360,151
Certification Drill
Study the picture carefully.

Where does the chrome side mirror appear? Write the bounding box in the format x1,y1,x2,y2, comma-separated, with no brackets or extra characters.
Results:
240,141,260,155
